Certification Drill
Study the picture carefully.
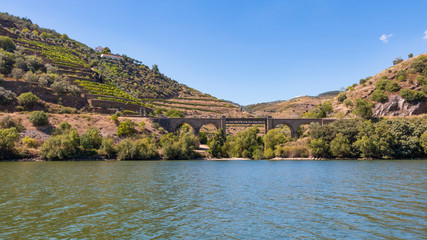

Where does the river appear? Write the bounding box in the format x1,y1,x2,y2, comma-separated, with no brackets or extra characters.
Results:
0,160,426,239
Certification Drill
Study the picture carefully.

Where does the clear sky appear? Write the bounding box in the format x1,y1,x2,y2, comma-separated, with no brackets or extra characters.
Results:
1,0,427,105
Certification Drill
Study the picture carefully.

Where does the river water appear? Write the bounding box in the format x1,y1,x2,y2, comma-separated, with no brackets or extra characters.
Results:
0,160,426,239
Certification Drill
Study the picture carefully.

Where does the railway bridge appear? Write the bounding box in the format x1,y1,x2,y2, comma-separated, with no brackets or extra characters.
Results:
152,116,336,139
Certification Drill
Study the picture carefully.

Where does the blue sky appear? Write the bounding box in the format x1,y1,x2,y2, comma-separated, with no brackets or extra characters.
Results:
2,0,427,105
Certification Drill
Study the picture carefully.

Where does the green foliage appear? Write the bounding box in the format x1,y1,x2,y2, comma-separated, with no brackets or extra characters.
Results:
0,49,14,74
161,132,199,160
420,131,427,154
117,119,137,137
353,99,373,119
343,99,353,107
102,47,111,54
0,36,16,52
117,138,159,160
165,109,184,118
99,137,117,159
58,121,72,133
29,111,49,126
11,68,24,80
40,130,80,160
400,89,425,102
330,133,351,158
80,128,102,150
0,116,25,132
422,85,427,95
396,70,407,82
0,87,15,103
17,92,39,108
225,126,263,159
57,107,78,114
304,101,333,118
199,132,207,144
208,129,226,158
0,127,20,159
410,55,427,75
393,57,403,65
22,136,37,148
416,75,427,86
264,128,287,153
385,81,400,92
337,93,347,103
309,138,329,158
110,114,119,125
359,76,371,85
371,89,388,103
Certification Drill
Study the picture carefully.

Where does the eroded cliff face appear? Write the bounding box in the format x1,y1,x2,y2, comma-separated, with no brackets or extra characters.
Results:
373,94,427,117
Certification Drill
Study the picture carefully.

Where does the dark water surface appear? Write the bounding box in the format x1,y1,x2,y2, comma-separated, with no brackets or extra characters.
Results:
0,160,426,239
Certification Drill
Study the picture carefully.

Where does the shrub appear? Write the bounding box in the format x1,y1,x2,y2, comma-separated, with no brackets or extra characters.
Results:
17,92,39,108
161,132,198,160
309,138,329,158
57,107,78,114
337,93,347,103
0,87,15,103
165,109,184,118
58,121,72,133
0,116,25,131
0,127,20,159
40,133,79,160
396,70,407,82
110,114,119,125
80,128,102,150
416,75,427,86
376,79,388,90
29,111,49,126
22,136,37,148
117,119,136,137
99,137,117,159
393,57,403,65
371,89,388,103
422,85,427,95
353,99,373,119
420,131,427,154
330,133,351,158
400,89,425,102
343,99,353,107
0,36,16,52
11,68,24,80
359,76,371,85
117,138,159,160
385,81,400,92
410,55,427,74
51,80,69,95
24,72,39,84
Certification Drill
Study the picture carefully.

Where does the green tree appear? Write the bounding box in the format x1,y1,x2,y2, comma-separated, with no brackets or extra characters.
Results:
400,89,424,102
308,138,330,158
0,127,20,159
17,92,39,109
40,129,80,160
330,133,351,158
371,89,388,103
0,36,16,52
117,120,137,137
80,128,102,150
420,131,427,154
165,109,184,118
208,129,226,158
264,128,287,153
29,111,49,126
102,47,111,54
353,99,373,119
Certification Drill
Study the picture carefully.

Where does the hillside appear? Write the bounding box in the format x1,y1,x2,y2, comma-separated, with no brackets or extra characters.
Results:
327,54,427,118
0,12,244,117
244,91,338,118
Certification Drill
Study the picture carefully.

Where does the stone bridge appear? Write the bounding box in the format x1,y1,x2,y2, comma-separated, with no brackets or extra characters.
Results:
152,116,336,139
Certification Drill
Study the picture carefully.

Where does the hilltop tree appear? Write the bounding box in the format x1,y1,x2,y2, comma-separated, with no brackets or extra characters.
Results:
102,47,111,54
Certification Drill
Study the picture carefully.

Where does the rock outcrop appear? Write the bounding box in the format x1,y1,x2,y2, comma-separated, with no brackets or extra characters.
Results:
373,94,427,117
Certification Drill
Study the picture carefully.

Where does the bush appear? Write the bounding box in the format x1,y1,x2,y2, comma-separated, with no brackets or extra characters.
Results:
420,131,427,154
22,136,37,148
80,128,102,150
29,111,49,126
371,89,388,103
99,137,116,159
0,116,25,131
11,68,24,80
51,80,69,95
117,119,137,137
0,36,16,52
110,114,119,125
58,121,72,133
400,89,425,102
343,99,353,107
0,88,14,105
353,99,373,119
330,133,351,158
17,92,39,108
416,75,427,86
422,85,427,95
309,138,329,158
0,127,20,159
57,107,78,114
385,81,400,92
337,93,347,103
117,138,159,160
410,55,427,74
165,109,184,118
393,57,403,65
200,132,207,144
161,132,198,160
24,72,39,84
40,133,80,160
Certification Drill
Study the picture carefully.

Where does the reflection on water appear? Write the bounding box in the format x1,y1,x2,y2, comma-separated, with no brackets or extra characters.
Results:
0,160,426,239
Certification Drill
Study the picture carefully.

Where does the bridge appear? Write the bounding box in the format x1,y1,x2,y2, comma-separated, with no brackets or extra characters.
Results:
152,116,336,139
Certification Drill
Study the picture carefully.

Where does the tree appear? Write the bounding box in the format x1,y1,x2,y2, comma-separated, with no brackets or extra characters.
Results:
353,99,373,119
393,57,403,65
117,120,137,137
330,133,351,158
420,131,427,154
80,128,102,150
29,111,49,126
264,128,287,152
408,53,413,58
371,89,388,103
0,127,20,159
0,36,16,52
165,109,184,118
400,89,424,102
17,92,39,109
208,129,226,158
102,47,111,54
0,87,15,103
309,138,330,158
11,68,24,80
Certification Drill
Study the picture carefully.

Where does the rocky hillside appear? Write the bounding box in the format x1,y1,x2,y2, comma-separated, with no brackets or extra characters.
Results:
329,54,427,118
0,12,244,117
244,91,338,118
